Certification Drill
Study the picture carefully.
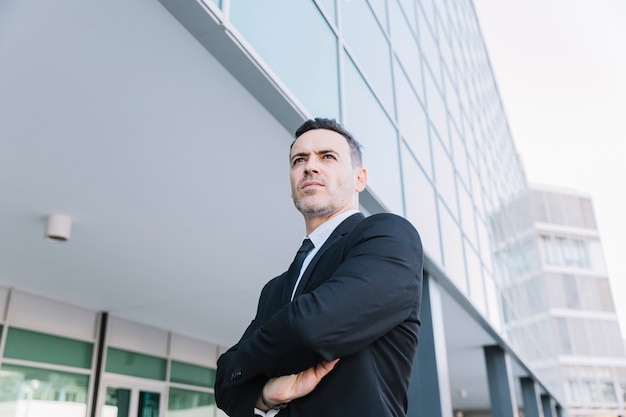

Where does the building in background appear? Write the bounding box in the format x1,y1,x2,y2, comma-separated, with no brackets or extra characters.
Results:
3,1,618,416
502,184,626,416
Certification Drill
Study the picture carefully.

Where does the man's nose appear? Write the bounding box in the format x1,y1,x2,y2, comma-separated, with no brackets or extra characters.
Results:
304,159,320,174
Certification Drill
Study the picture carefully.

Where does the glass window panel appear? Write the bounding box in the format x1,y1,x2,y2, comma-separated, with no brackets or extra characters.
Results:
439,33,454,82
529,190,548,223
545,273,565,309
544,192,561,224
431,132,457,220
418,0,436,30
597,277,616,312
605,321,625,357
393,58,431,179
555,318,571,354
569,318,590,355
577,275,601,311
587,239,607,273
105,387,131,417
0,364,89,416
4,327,93,369
439,202,466,293
561,194,584,227
587,319,608,357
230,0,339,118
562,274,580,309
458,182,476,249
540,235,555,266
400,141,441,265
167,388,216,417
564,238,588,268
580,198,597,228
599,381,617,402
450,123,468,187
138,391,160,417
483,273,501,330
424,65,448,152
417,5,441,89
476,217,492,274
396,0,416,33
105,347,166,381
342,0,393,111
465,241,485,315
343,54,403,214
367,0,387,33
526,277,546,315
170,361,216,388
317,0,336,24
389,0,424,100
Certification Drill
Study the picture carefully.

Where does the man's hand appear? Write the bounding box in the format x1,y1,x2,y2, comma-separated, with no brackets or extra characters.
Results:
256,359,340,411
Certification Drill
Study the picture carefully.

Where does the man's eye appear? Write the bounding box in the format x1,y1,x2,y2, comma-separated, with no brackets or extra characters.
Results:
323,154,335,160
293,157,305,165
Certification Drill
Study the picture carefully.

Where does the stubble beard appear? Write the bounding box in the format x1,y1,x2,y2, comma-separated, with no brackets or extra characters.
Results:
293,191,337,219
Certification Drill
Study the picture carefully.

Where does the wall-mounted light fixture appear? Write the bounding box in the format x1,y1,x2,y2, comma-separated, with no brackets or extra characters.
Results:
45,214,72,241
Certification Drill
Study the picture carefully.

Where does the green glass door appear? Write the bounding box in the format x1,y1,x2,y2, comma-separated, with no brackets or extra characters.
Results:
137,391,160,417
100,378,163,417
105,387,131,417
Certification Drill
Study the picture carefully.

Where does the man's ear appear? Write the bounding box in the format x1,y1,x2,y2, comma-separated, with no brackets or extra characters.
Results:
355,168,367,192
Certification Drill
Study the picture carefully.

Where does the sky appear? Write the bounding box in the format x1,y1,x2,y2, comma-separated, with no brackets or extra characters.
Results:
472,0,626,337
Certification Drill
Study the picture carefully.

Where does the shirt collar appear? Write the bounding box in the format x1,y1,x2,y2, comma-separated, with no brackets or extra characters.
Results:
307,209,360,249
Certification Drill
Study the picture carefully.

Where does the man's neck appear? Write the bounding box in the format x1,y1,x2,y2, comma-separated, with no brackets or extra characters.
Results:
304,208,359,235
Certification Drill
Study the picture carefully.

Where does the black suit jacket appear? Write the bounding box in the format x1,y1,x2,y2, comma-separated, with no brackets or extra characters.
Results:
215,213,423,417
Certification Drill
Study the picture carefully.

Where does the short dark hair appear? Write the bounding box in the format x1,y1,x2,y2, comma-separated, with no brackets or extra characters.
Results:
292,118,363,167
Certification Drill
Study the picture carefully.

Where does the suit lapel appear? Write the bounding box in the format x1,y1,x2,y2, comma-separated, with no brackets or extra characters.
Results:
292,213,364,299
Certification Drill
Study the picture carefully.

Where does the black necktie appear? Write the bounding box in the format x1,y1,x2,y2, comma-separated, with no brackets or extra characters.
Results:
284,238,315,302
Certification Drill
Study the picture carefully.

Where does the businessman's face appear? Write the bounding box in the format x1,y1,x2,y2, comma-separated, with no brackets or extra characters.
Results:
290,129,367,221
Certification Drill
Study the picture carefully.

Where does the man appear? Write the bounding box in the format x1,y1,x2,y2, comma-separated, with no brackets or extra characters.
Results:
215,118,423,416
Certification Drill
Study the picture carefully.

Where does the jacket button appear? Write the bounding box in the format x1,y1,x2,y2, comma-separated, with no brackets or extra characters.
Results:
230,366,242,381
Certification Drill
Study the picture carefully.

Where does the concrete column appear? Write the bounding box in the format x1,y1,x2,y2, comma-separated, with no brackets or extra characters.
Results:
407,275,453,417
483,345,518,417
541,394,556,417
520,377,543,417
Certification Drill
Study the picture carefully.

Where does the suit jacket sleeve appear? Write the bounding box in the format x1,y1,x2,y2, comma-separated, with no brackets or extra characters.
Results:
214,280,280,416
215,213,423,413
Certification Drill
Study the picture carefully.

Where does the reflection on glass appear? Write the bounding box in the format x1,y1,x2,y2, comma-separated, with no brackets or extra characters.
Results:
317,0,336,24
389,0,423,100
138,391,160,417
343,53,403,215
400,141,441,265
342,0,393,111
170,361,215,388
167,387,215,417
105,347,167,381
104,387,131,417
0,364,89,417
439,202,467,293
393,58,430,179
431,132,457,220
230,0,339,118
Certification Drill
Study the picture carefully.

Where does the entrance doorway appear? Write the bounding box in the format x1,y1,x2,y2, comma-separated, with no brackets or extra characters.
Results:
97,376,165,417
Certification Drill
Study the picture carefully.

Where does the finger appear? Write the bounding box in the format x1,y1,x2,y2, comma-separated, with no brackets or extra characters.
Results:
316,359,340,379
322,358,340,370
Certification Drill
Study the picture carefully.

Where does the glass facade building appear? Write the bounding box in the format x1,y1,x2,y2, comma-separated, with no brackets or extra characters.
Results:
222,0,525,330
504,185,626,416
3,0,622,416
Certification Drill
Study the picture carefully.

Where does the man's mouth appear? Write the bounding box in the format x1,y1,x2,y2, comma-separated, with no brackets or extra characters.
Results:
301,180,324,190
